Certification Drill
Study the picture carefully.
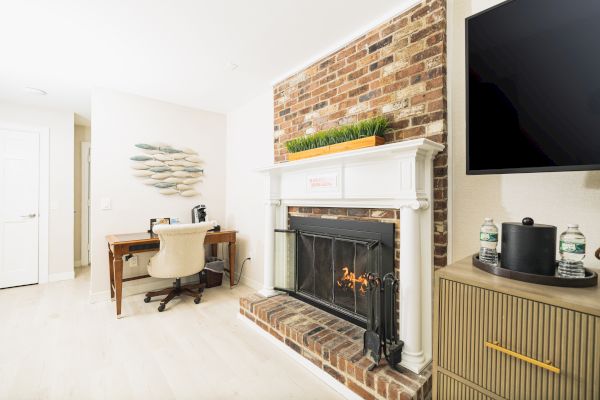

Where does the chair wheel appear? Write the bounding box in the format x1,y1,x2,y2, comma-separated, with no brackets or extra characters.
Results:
144,297,151,303
194,297,201,304
158,304,166,312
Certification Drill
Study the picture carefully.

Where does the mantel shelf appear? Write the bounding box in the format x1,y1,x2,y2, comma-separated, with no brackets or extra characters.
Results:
259,138,444,173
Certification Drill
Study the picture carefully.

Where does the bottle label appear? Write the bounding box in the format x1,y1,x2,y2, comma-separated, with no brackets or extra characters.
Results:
560,241,585,254
480,232,498,242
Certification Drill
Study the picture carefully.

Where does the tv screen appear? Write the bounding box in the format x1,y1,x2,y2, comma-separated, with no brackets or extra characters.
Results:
467,0,600,174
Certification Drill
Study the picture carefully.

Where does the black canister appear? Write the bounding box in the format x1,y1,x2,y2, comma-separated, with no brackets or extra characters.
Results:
501,218,557,276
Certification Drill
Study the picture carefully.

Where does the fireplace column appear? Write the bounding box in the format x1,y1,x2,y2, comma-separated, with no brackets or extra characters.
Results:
259,199,280,297
399,201,428,373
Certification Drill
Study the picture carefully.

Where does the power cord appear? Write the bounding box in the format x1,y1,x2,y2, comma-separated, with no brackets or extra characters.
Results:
230,257,250,287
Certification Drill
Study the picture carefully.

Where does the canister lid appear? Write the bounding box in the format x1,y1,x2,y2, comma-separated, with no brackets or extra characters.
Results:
502,218,556,229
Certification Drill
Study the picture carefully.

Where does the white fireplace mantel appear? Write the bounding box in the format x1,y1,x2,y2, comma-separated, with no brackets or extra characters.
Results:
259,138,444,374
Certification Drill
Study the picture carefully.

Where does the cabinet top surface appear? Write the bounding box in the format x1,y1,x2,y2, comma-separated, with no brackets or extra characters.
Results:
438,256,600,316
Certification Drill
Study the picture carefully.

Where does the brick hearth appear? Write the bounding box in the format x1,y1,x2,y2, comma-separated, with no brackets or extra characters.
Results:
240,293,432,400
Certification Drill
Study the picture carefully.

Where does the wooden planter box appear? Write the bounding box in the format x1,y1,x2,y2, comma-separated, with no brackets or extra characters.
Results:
287,135,385,161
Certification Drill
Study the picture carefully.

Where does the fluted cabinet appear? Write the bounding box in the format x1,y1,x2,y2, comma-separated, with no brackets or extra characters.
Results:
433,257,600,400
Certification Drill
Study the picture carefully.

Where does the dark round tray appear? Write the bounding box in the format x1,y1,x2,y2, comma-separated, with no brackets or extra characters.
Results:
472,254,598,288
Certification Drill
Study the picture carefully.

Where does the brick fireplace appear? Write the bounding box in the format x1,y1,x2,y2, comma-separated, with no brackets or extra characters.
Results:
257,137,443,370
242,138,442,399
240,1,447,399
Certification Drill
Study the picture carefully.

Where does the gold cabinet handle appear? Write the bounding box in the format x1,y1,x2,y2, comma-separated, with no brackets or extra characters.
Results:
485,341,560,374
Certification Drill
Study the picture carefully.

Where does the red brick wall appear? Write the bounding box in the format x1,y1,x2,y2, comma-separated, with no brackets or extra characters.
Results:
273,0,448,267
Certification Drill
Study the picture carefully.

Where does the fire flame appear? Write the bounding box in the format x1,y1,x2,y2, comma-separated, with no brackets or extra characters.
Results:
336,267,368,295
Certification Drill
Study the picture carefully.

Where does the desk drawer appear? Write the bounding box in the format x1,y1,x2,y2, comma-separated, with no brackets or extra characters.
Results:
437,278,600,399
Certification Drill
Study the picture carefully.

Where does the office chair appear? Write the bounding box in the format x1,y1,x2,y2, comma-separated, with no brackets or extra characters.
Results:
144,222,212,312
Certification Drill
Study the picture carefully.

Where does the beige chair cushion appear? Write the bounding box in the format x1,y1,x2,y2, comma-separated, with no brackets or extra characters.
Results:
148,222,212,279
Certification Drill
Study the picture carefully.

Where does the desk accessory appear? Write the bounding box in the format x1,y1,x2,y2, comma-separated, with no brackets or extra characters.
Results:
191,204,206,223
207,220,220,232
148,217,170,233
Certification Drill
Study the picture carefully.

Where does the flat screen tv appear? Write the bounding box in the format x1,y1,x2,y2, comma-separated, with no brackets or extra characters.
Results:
467,0,600,174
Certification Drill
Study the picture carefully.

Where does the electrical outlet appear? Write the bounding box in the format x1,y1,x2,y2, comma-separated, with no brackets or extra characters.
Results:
100,197,112,210
129,255,138,268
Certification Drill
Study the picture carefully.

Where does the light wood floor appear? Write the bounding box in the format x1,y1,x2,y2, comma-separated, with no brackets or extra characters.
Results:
0,267,343,400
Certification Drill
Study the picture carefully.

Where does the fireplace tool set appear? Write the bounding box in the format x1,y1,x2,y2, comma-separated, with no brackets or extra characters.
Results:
363,272,404,371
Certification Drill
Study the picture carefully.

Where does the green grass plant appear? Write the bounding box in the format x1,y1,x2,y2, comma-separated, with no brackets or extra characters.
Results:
285,116,389,153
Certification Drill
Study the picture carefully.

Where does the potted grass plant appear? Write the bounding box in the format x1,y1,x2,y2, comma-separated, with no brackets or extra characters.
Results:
285,116,389,161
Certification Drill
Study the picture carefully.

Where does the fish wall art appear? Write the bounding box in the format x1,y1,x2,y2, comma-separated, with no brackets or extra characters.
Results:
130,143,203,197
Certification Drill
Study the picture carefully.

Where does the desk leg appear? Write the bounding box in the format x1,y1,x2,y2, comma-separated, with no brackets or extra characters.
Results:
114,257,123,317
108,249,115,299
228,241,235,287
211,243,218,257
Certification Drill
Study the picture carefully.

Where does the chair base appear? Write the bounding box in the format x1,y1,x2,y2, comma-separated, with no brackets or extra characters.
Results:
144,278,206,312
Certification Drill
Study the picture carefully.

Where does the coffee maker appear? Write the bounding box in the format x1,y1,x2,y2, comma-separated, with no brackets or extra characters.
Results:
191,204,206,223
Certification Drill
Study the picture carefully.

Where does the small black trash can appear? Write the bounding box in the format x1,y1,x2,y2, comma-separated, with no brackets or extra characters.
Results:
199,257,224,287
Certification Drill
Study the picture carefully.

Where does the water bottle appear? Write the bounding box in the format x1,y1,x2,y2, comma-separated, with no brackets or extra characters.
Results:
557,224,586,278
479,218,499,266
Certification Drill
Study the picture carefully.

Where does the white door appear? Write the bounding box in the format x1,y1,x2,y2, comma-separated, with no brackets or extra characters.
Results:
81,142,90,266
0,129,40,288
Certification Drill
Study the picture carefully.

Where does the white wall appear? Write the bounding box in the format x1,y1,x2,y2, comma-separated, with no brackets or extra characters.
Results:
90,89,227,298
449,0,600,268
225,90,274,289
0,102,75,280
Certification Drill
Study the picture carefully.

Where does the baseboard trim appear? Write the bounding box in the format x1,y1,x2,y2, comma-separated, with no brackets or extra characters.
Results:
237,274,261,290
49,270,75,282
238,314,362,400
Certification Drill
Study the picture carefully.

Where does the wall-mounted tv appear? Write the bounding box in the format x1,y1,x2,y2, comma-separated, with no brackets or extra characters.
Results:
467,0,600,174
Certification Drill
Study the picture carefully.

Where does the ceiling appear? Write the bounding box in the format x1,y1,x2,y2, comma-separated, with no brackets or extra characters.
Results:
0,0,414,121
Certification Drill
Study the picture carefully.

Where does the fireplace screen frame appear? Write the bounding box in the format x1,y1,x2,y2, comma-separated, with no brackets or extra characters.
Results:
274,216,395,328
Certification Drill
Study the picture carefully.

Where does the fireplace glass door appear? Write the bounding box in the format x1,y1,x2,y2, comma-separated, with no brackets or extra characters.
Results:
278,230,380,322
274,217,393,327
333,237,372,317
297,233,333,302
274,229,296,291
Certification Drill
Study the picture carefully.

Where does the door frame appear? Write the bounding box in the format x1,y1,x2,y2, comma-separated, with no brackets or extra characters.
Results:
80,141,90,266
0,123,50,283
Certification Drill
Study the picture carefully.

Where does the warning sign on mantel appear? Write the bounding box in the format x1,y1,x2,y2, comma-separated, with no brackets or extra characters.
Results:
306,172,339,193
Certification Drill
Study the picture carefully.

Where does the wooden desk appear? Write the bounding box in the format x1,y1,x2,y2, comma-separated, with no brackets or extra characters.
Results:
106,230,237,317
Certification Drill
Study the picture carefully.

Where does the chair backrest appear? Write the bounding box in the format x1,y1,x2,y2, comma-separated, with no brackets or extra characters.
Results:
148,222,212,279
